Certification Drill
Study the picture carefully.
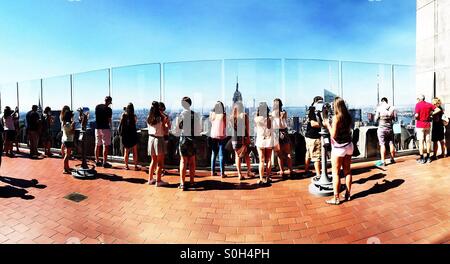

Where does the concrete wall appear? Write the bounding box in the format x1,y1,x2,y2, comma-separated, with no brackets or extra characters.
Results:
417,0,450,109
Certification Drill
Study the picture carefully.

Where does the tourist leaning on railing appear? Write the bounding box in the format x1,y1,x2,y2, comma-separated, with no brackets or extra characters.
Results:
209,101,228,178
120,103,140,171
324,97,353,205
272,98,293,178
255,102,275,185
147,101,168,187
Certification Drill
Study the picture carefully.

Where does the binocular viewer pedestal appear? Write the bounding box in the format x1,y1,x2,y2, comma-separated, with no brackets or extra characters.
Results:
308,130,335,197
71,129,97,179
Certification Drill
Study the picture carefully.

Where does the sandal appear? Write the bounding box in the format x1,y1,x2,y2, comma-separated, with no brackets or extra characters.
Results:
326,195,340,205
247,171,255,178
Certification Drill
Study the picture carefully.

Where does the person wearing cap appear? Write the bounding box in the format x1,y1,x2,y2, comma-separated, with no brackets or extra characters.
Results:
415,94,441,164
304,96,323,178
95,96,113,168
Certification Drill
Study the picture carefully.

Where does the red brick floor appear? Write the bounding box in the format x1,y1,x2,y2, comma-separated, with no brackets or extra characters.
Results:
0,152,449,244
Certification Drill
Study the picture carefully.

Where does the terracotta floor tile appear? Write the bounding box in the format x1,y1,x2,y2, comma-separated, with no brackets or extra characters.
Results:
0,155,448,244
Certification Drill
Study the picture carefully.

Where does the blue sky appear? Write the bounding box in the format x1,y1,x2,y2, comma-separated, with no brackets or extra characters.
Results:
0,0,416,82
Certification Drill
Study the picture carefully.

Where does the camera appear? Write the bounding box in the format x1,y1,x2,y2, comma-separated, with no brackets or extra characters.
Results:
77,107,90,131
313,101,332,124
313,100,333,151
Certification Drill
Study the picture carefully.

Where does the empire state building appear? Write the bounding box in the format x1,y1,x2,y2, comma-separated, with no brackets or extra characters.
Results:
232,77,242,104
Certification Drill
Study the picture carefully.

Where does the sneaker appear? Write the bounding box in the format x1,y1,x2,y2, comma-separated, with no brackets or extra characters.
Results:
375,160,386,167
102,162,112,168
155,181,169,187
390,159,396,164
95,161,103,167
426,157,432,164
416,158,424,164
148,179,157,185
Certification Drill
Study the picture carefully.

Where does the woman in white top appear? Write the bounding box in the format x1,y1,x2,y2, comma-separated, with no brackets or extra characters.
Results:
2,106,17,157
209,101,227,178
272,98,293,177
147,101,169,187
61,107,75,174
255,102,274,184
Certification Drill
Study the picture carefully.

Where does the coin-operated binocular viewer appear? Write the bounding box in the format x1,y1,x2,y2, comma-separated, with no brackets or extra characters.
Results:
72,107,97,178
308,100,335,196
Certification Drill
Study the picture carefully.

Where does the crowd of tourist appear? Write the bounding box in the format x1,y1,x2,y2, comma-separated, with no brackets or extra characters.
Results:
0,94,448,205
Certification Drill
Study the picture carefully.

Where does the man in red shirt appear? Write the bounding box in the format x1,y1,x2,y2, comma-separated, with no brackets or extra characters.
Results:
415,95,442,163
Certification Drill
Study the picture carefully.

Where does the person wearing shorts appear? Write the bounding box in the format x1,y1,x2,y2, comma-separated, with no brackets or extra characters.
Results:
175,97,202,190
375,97,396,166
415,95,441,164
95,96,113,168
61,109,75,174
304,96,323,178
324,97,353,206
147,101,169,187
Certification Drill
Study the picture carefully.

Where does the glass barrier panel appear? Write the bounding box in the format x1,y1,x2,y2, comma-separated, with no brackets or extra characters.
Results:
163,60,222,131
223,59,282,135
42,75,71,110
111,63,161,157
72,69,110,128
393,65,417,151
0,83,20,149
284,59,340,133
111,63,161,129
42,75,72,149
342,62,393,127
0,82,18,113
17,79,42,143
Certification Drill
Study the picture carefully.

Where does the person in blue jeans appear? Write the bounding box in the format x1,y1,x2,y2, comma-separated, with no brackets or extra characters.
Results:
209,101,227,178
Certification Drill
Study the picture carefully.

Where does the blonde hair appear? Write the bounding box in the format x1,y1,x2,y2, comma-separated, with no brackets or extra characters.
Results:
432,97,441,107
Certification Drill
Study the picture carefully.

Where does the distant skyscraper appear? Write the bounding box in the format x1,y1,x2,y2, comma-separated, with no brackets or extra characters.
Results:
38,97,42,114
232,76,242,104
